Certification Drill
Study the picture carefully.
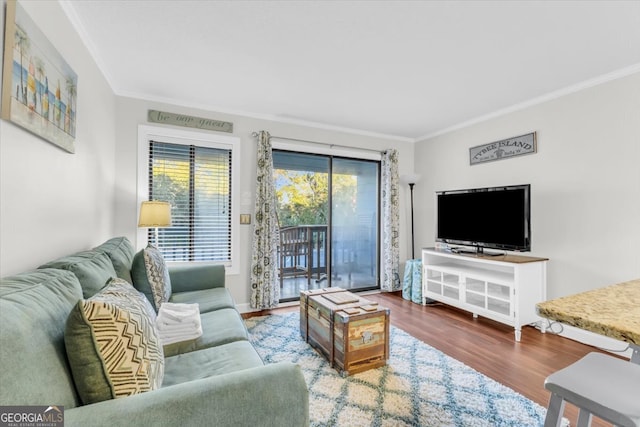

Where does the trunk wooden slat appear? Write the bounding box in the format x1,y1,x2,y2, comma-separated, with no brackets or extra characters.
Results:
300,288,390,376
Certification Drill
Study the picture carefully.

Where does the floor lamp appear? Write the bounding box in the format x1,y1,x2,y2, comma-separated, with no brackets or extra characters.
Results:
409,182,416,260
400,174,420,260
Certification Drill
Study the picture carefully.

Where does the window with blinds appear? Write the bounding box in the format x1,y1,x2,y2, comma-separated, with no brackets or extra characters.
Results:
148,140,232,262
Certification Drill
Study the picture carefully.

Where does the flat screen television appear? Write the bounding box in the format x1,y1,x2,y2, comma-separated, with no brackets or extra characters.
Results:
436,184,531,253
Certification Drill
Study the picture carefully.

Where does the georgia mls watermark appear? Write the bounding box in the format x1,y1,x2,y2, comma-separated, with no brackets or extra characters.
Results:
0,406,64,427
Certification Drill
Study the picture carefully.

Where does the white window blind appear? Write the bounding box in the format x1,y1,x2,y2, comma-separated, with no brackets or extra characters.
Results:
148,140,232,262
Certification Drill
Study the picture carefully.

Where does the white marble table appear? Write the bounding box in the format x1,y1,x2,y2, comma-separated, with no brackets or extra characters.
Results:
536,279,640,363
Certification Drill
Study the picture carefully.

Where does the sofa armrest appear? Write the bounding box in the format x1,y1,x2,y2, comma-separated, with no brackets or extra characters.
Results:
168,264,225,292
65,362,308,427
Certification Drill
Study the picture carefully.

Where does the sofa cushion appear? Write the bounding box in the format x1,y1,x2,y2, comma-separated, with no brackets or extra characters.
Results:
0,269,83,408
94,236,135,284
162,340,263,387
168,263,226,293
131,246,172,311
39,250,117,298
169,287,236,313
163,307,248,358
65,278,164,405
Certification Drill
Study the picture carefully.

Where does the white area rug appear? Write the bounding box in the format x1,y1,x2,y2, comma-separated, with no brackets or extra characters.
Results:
245,311,548,427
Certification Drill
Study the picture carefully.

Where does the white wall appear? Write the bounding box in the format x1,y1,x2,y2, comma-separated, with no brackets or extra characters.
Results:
113,97,414,307
414,72,640,299
0,0,117,276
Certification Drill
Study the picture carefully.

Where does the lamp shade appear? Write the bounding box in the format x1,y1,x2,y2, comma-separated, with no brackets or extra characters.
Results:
400,173,421,185
138,201,172,227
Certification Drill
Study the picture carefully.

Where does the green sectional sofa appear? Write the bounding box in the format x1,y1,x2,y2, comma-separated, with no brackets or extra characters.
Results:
0,237,308,426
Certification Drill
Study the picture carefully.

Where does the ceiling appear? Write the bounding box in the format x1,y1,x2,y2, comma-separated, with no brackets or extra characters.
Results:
62,1,640,142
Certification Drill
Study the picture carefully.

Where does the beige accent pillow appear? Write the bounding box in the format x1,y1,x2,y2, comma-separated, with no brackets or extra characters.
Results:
65,278,164,404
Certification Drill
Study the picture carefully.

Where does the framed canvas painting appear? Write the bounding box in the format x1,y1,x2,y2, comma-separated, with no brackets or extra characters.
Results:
1,0,78,153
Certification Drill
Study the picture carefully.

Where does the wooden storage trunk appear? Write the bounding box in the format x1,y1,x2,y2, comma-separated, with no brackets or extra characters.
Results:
300,288,390,376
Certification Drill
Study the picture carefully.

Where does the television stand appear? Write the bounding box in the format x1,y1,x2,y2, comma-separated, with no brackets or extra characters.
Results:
422,248,548,341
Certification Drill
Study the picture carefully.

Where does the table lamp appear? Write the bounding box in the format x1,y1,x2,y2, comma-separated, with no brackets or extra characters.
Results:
138,201,172,247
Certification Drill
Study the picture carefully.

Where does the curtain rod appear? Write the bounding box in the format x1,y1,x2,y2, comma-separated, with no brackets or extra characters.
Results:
251,132,384,155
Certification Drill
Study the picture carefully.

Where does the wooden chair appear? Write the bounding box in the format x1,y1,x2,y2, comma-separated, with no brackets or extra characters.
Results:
544,352,640,427
279,226,310,287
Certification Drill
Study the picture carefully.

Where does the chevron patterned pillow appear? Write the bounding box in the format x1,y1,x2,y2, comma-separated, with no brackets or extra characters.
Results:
142,246,172,310
131,246,172,312
65,278,164,405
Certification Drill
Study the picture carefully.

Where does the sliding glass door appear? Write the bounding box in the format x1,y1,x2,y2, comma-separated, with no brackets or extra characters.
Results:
273,150,379,301
330,158,379,292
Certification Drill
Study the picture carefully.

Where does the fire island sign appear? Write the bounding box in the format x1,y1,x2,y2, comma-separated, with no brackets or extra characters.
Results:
470,132,537,165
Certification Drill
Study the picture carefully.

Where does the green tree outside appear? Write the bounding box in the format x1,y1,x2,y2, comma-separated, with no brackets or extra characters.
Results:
274,170,357,227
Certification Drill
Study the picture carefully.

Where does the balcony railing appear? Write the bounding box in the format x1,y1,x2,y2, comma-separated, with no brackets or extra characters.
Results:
279,225,328,286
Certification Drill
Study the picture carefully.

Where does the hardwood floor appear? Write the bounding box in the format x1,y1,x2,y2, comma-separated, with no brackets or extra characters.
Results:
246,292,621,427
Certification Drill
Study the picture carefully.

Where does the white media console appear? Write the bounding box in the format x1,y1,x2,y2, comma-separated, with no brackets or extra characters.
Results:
421,248,548,341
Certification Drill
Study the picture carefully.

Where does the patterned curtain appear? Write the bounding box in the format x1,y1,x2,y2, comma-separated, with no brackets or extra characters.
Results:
381,149,401,291
250,131,280,309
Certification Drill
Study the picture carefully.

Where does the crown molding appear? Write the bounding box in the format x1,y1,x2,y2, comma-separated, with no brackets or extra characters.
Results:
58,0,118,91
416,63,640,142
117,88,414,143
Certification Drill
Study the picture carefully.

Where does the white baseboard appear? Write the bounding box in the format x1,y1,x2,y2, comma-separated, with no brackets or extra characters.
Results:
544,322,633,360
236,303,252,314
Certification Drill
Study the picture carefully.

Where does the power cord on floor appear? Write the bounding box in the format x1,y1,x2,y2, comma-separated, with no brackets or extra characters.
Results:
596,343,631,354
531,318,564,334
532,319,631,354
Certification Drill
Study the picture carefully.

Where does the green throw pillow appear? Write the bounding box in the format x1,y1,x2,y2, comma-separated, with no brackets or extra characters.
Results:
131,246,172,311
65,278,164,405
